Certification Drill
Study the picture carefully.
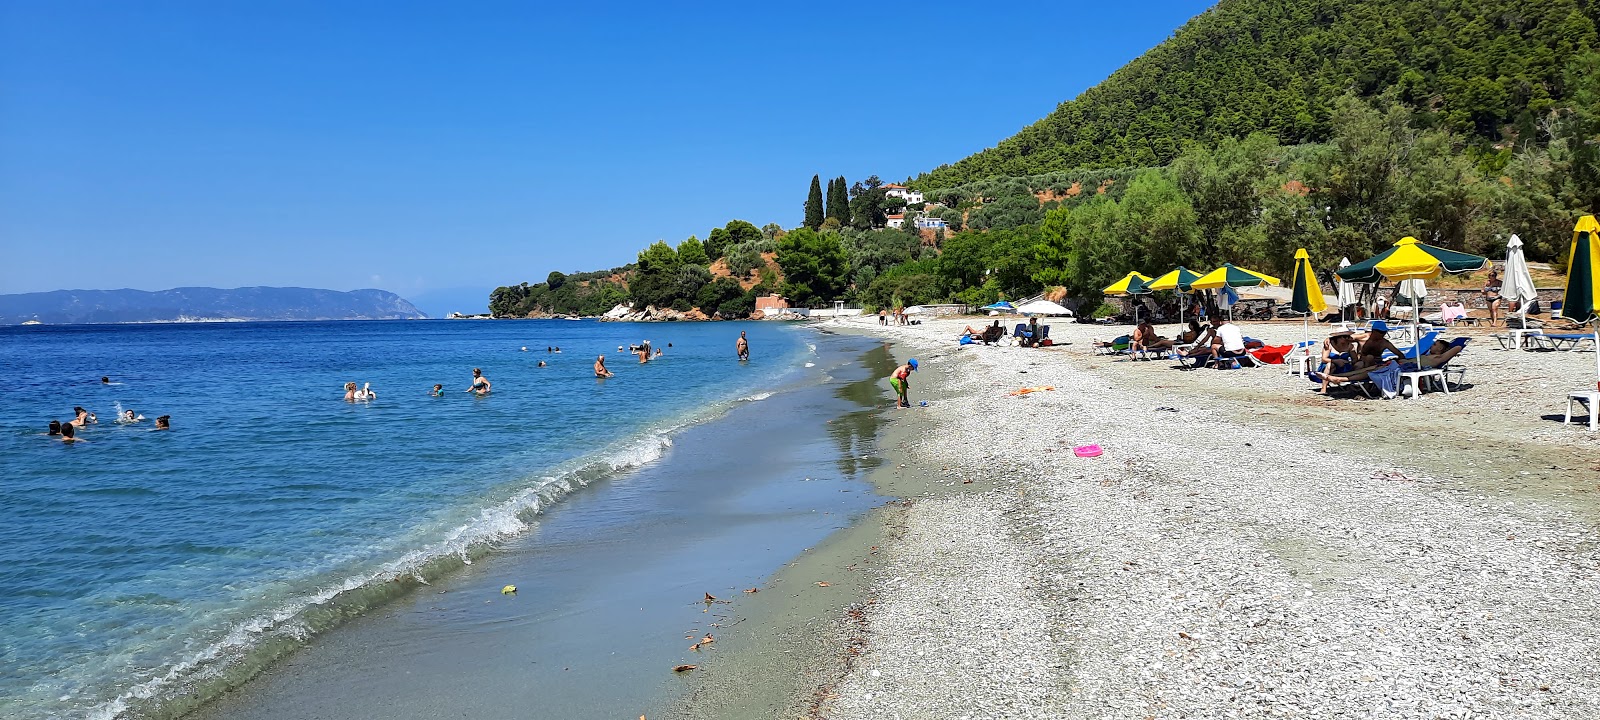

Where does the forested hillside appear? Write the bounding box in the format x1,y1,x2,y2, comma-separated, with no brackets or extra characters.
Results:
494,0,1600,320
916,0,1600,188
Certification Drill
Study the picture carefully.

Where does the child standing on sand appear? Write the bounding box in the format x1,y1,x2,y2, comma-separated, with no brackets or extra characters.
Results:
889,358,918,408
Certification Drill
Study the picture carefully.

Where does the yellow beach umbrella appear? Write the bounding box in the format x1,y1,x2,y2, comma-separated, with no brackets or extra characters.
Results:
1289,249,1327,356
1556,215,1600,392
1102,271,1152,296
1103,271,1152,324
1190,264,1281,320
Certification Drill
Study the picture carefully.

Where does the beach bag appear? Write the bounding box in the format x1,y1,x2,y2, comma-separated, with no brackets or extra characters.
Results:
1040,339,1054,347
960,336,974,345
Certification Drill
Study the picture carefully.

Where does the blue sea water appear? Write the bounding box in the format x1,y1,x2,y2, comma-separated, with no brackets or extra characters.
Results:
0,319,815,720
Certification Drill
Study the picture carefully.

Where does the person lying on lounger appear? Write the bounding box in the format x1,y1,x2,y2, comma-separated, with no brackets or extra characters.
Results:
1178,319,1204,344
1130,320,1175,354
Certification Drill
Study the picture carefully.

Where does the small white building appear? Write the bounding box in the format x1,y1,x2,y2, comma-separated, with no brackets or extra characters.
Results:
914,216,947,230
883,184,924,204
885,213,906,229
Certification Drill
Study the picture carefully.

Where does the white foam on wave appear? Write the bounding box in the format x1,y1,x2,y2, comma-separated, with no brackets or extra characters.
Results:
87,431,679,720
804,362,816,368
738,392,773,402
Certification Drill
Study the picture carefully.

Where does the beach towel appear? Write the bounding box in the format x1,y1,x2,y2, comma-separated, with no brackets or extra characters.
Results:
1249,344,1293,364
1368,361,1401,399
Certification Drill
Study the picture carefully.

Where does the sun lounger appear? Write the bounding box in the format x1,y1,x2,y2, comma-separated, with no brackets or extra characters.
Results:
1567,391,1599,431
1533,333,1596,351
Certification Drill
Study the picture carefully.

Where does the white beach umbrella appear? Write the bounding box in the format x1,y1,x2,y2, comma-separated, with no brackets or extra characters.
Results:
1014,300,1074,316
1337,257,1358,320
903,305,926,315
1398,278,1427,344
1500,234,1537,324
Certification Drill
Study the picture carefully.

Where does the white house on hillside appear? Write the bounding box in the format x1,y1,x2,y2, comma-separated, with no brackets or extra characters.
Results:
914,216,948,230
883,184,924,204
885,213,906,229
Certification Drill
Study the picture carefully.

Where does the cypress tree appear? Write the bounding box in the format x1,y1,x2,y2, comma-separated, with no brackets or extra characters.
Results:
823,178,838,225
804,175,824,229
832,175,851,225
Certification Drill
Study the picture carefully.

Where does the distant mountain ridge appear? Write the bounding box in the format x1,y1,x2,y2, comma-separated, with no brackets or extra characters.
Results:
0,286,427,325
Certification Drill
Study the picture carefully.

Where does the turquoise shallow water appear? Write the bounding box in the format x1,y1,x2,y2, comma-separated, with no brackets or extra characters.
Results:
0,319,811,719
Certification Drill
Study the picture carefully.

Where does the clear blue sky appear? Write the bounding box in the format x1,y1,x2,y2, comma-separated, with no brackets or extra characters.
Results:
0,0,1211,314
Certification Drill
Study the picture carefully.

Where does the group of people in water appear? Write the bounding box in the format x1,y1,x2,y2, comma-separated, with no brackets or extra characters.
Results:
48,382,171,442
339,334,751,398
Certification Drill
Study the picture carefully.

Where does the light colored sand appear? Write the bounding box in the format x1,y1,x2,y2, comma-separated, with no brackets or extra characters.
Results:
805,314,1600,719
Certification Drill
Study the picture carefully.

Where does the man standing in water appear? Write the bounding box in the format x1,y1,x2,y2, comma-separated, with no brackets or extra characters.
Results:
594,355,614,378
889,358,918,408
736,331,749,361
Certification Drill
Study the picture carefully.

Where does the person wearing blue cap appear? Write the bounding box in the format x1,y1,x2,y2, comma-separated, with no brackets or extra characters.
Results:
889,358,918,408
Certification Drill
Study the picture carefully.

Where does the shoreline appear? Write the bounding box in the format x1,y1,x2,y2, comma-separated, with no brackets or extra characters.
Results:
674,314,1600,719
171,327,887,720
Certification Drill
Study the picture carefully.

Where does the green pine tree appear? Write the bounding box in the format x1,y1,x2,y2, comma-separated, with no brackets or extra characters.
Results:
804,175,825,229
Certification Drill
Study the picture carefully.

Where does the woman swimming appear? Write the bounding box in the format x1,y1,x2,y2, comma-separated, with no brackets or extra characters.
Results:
344,382,358,401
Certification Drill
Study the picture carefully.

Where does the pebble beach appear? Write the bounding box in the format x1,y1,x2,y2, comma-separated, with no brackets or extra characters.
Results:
771,314,1600,719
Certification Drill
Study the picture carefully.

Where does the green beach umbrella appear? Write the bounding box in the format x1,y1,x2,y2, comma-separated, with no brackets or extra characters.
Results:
1338,236,1489,347
1556,215,1600,391
1147,267,1202,325
1289,249,1327,355
1103,271,1153,323
1336,237,1489,285
1191,264,1281,320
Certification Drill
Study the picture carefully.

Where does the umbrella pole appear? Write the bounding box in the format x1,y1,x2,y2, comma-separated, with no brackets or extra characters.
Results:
1593,319,1599,393
1413,293,1420,358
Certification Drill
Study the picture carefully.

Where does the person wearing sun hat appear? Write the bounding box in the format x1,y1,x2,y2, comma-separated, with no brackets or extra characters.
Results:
889,358,918,408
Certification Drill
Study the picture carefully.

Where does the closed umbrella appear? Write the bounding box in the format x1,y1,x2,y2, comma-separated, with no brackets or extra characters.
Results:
1338,236,1490,352
1555,216,1600,391
1398,278,1427,341
1500,234,1537,326
1103,271,1153,323
1290,249,1328,355
1190,263,1281,320
1337,257,1358,321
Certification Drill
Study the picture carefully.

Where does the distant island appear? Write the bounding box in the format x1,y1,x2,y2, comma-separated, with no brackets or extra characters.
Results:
0,287,427,326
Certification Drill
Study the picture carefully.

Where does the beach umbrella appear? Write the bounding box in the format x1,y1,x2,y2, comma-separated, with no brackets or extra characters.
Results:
1338,236,1490,350
1398,278,1427,340
1290,248,1327,354
1190,263,1281,320
1337,257,1358,321
1500,234,1538,325
1015,299,1073,316
1555,215,1600,392
1146,267,1202,325
980,300,1015,316
1103,271,1153,323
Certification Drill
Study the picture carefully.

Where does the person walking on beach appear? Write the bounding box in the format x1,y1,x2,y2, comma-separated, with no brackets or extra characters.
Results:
595,355,614,378
736,331,750,360
467,368,491,395
1483,266,1503,327
889,358,918,409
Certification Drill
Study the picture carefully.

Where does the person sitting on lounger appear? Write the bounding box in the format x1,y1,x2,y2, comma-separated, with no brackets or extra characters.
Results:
1177,317,1224,365
1315,323,1466,392
1210,317,1253,368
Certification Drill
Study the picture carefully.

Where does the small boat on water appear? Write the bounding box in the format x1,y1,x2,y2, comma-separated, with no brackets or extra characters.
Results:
21,320,42,325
